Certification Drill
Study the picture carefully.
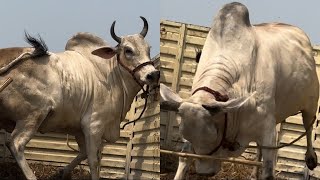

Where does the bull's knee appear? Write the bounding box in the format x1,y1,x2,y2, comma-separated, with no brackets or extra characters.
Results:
306,148,318,170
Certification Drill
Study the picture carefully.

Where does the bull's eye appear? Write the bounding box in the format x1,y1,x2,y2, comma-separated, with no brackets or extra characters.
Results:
124,47,134,57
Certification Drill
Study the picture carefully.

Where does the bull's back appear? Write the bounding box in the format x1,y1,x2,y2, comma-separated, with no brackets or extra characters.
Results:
254,23,319,120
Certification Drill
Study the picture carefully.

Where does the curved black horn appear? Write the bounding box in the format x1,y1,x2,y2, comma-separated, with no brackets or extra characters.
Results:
110,21,121,43
139,16,148,38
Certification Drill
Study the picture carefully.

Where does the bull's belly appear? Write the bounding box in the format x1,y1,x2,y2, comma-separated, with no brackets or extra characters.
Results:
38,108,83,135
274,83,317,123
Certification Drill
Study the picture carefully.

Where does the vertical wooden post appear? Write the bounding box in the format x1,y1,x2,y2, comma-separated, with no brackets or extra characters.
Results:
125,100,136,179
165,23,187,149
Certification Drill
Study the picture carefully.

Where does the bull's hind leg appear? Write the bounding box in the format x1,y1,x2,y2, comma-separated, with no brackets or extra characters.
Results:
62,133,87,180
302,110,318,170
6,108,52,180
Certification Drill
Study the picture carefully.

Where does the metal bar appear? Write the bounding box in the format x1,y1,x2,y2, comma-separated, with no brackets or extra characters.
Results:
160,149,262,167
0,77,12,92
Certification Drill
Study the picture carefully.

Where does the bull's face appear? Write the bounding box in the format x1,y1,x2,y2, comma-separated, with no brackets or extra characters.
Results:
92,16,159,86
178,102,223,175
117,34,159,85
160,83,255,175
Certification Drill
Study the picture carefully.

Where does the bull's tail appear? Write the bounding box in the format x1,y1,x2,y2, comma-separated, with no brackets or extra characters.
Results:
0,32,49,75
24,31,48,57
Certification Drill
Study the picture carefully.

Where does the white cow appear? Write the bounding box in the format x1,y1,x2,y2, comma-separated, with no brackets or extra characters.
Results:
161,2,318,180
0,17,159,180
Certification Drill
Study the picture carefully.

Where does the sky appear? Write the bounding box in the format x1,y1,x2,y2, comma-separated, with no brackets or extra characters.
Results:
0,0,160,57
161,0,320,45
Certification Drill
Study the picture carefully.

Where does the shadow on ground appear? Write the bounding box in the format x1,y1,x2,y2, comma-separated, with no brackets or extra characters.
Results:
0,161,90,180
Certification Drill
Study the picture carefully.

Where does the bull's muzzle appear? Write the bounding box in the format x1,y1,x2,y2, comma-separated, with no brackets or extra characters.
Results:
146,70,160,84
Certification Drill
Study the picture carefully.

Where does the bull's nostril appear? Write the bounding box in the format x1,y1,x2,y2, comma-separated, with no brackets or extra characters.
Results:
146,74,153,80
146,71,160,81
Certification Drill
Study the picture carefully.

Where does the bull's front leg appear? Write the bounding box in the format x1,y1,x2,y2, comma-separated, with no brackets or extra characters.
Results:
83,120,104,180
260,114,277,180
174,139,193,180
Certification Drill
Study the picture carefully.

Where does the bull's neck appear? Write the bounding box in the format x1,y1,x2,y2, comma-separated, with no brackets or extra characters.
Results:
192,55,238,97
112,58,141,113
93,57,141,120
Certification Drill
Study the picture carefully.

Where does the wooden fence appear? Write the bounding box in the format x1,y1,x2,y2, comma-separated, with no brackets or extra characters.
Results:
0,55,160,180
160,19,320,179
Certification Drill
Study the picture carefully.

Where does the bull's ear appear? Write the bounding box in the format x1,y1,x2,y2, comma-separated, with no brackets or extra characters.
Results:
160,83,182,112
92,46,117,59
202,92,256,115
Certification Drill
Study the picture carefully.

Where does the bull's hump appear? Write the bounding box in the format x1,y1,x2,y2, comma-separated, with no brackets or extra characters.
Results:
211,2,252,40
65,32,108,52
215,2,251,27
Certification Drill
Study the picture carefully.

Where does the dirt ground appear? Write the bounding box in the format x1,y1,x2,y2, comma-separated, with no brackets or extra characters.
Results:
160,154,287,180
161,161,254,180
0,161,90,180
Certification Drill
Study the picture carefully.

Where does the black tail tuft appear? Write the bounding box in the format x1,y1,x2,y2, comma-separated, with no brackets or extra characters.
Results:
24,31,49,57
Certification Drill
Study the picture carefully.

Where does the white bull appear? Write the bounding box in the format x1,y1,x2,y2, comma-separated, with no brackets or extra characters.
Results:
0,17,159,180
161,2,318,180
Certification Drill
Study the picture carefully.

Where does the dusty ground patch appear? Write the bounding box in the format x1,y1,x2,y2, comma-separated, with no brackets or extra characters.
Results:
0,161,90,180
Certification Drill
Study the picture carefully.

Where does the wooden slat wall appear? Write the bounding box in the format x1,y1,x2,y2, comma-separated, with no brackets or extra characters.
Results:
160,19,320,179
160,20,209,151
0,55,160,180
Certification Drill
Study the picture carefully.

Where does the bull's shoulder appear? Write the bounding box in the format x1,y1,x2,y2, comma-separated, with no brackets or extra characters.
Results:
65,32,108,52
0,47,34,66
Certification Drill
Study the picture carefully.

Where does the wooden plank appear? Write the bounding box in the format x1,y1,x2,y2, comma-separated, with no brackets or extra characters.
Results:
186,23,210,33
171,23,186,91
185,35,206,46
132,135,160,145
133,116,160,132
160,59,175,70
160,73,173,84
186,29,209,38
160,46,178,56
286,115,303,125
179,76,194,87
131,148,160,157
130,158,160,172
160,31,180,42
161,20,182,29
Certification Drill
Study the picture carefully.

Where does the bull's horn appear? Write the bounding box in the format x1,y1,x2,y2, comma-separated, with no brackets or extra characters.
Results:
110,21,121,43
139,16,148,38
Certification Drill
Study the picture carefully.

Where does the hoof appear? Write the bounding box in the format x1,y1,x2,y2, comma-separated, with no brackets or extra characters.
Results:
306,150,318,170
